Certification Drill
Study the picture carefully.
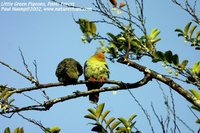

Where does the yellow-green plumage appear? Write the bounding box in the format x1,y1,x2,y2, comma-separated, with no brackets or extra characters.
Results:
84,48,109,103
56,58,83,85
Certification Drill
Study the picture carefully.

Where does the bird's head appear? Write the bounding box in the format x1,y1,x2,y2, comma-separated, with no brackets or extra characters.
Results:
93,48,106,62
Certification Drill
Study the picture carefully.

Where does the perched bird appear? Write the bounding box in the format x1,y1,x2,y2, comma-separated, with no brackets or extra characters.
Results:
84,48,110,103
56,58,83,85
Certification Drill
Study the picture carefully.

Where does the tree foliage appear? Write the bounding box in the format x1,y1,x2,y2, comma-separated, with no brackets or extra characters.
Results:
0,0,200,132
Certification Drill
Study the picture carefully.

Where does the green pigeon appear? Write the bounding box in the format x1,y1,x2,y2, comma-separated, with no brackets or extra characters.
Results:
56,58,83,85
84,48,110,103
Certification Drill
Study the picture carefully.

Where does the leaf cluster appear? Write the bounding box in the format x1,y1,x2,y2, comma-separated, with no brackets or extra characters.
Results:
175,22,200,50
84,103,139,133
77,19,97,43
189,89,200,123
0,85,14,112
4,127,24,133
45,126,61,133
105,28,161,61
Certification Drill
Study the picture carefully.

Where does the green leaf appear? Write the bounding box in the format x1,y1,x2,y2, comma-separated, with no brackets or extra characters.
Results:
180,60,188,69
96,103,105,119
192,62,200,76
196,118,200,124
107,33,116,41
191,105,200,112
184,22,192,36
45,128,51,133
4,92,13,101
14,128,19,133
88,108,96,116
84,114,97,121
8,98,15,105
90,22,97,37
164,50,173,63
0,89,8,99
116,126,127,133
111,121,121,132
150,28,160,39
152,58,162,63
195,47,200,50
128,114,137,123
175,29,183,33
155,51,164,59
101,110,110,123
78,19,89,33
118,117,129,128
177,33,184,37
152,51,164,62
152,38,161,43
130,121,137,128
91,125,105,132
195,30,200,39
4,127,10,133
189,25,197,38
106,117,115,128
18,128,24,133
50,126,61,133
130,39,141,50
172,54,179,66
190,89,200,100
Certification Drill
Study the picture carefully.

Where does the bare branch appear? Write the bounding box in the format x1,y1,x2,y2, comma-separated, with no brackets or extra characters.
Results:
156,81,170,133
188,105,199,120
169,88,181,133
171,0,200,24
128,90,155,133
157,81,195,133
33,60,39,83
22,93,42,105
19,47,34,81
151,103,166,133
0,60,36,83
17,113,46,132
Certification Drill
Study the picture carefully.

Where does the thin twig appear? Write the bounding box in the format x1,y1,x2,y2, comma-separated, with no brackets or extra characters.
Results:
157,81,195,133
188,105,199,119
151,103,166,133
19,47,34,80
169,87,179,133
156,81,170,133
33,60,39,84
0,60,35,83
128,89,155,133
22,93,42,105
17,113,46,132
171,0,200,24
33,60,50,100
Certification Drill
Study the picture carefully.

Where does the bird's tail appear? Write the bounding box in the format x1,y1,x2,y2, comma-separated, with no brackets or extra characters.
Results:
89,93,99,103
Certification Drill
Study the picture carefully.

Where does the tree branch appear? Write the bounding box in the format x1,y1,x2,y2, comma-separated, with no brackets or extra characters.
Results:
0,60,37,83
117,57,200,109
7,80,125,93
0,74,152,114
171,0,200,24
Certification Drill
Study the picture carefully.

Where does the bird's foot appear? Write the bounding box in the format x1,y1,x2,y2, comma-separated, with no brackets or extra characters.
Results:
99,76,106,83
73,90,81,95
88,76,97,82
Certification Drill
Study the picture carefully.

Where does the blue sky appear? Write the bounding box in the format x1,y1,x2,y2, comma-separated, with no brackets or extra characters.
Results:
0,0,199,132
